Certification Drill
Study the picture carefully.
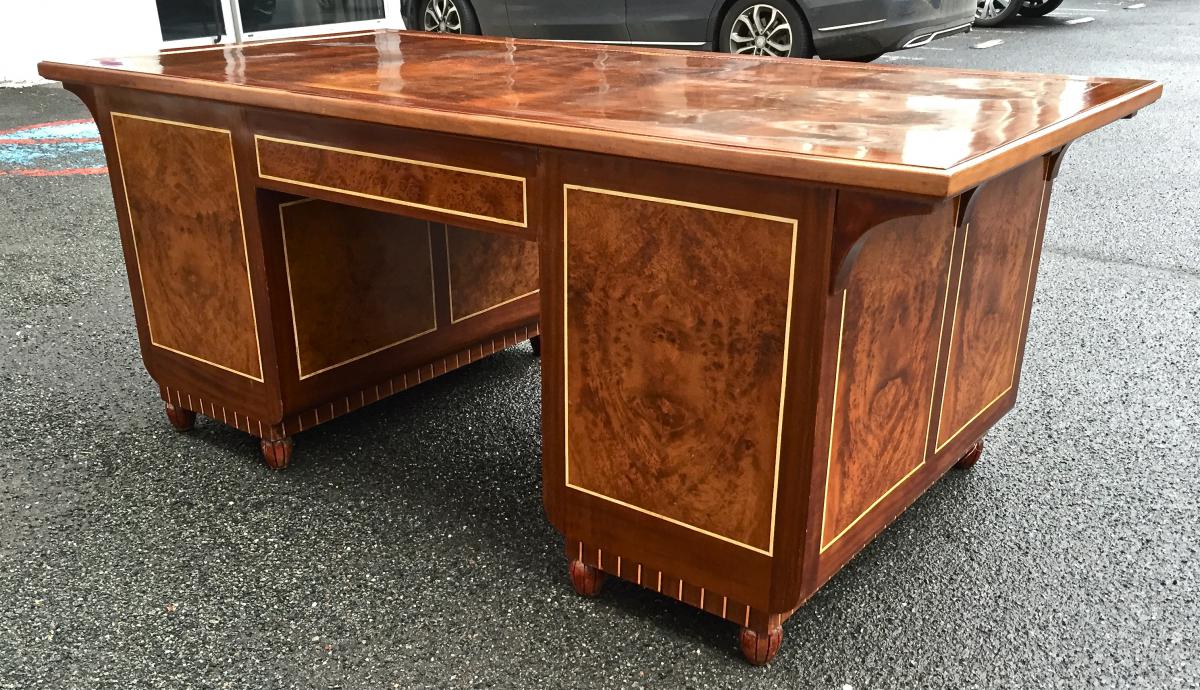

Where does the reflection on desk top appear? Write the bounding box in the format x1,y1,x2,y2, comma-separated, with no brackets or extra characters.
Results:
38,30,1161,197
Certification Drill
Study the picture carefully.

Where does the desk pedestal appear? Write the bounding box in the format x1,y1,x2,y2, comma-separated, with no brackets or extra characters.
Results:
71,85,540,468
541,150,1064,664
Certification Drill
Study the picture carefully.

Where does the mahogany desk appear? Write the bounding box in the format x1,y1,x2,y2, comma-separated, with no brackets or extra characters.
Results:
39,31,1160,665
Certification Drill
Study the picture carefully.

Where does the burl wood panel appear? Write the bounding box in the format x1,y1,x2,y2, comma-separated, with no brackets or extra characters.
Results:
445,225,539,323
936,160,1047,450
256,136,526,227
820,197,958,551
279,199,436,379
564,186,796,553
110,112,262,381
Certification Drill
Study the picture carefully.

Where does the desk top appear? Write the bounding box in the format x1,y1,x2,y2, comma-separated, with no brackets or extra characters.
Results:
39,30,1160,196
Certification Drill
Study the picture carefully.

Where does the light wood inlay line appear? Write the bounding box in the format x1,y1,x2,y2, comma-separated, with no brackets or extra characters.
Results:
111,111,265,383
255,134,528,228
562,184,798,557
819,289,848,550
279,201,439,380
925,211,961,459
444,226,539,323
934,181,1047,453
820,213,961,552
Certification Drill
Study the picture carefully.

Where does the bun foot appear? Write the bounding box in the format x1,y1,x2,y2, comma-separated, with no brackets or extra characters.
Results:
529,334,542,357
165,402,195,431
260,437,294,470
568,559,605,597
739,625,783,666
955,439,984,470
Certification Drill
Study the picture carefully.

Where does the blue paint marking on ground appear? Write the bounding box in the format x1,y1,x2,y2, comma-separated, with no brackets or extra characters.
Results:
0,141,102,165
0,120,104,174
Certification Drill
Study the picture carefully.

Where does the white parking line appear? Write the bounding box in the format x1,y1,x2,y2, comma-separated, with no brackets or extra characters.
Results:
1125,2,1145,8
1065,16,1096,24
971,39,1005,49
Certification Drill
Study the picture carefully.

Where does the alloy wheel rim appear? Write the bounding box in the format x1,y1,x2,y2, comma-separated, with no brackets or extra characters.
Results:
423,0,462,33
729,4,793,57
976,0,1011,18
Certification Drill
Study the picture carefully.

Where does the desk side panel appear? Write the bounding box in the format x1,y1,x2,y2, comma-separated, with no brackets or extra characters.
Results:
808,156,1055,592
935,159,1047,453
817,198,958,556
543,150,833,612
78,86,279,423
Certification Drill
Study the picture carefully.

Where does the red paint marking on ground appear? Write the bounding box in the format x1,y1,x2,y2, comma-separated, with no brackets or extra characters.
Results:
0,166,108,177
0,118,94,137
0,136,101,145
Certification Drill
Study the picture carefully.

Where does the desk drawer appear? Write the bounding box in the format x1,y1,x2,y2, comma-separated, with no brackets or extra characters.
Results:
254,135,528,228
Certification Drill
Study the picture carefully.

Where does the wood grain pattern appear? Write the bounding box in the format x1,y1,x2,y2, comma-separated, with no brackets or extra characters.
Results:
111,112,262,381
564,185,796,554
820,196,957,551
256,135,526,227
41,32,1160,196
280,200,436,379
936,159,1047,451
445,225,539,323
54,44,1146,659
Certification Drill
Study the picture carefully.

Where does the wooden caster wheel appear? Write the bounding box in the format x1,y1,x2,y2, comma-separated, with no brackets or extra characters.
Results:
739,625,783,666
529,334,542,357
165,402,195,431
260,437,293,470
568,559,605,597
955,439,984,470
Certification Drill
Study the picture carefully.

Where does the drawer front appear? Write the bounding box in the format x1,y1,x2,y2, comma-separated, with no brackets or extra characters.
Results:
255,135,528,228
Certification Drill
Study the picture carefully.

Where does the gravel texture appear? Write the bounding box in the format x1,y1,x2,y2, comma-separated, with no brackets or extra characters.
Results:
1,1,1197,687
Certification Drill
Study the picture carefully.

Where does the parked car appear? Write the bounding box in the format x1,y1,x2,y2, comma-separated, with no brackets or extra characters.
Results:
975,0,1065,27
402,0,975,61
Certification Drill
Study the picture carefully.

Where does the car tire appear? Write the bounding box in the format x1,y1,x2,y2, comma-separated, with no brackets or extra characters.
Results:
1019,0,1066,17
718,0,814,59
975,0,1022,27
418,0,480,35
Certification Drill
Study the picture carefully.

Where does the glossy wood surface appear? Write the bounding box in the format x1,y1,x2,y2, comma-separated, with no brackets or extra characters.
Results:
563,185,796,553
40,31,1161,196
111,112,263,381
543,151,836,614
50,36,1157,663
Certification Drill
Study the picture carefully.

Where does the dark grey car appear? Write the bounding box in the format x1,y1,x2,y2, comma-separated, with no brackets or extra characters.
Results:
402,0,975,61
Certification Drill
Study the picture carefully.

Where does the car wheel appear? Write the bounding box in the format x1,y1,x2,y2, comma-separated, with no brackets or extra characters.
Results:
1019,0,1066,16
718,0,814,59
419,0,480,35
975,0,1022,27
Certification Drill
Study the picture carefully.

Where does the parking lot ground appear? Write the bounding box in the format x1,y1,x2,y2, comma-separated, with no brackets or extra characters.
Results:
1,1,1197,687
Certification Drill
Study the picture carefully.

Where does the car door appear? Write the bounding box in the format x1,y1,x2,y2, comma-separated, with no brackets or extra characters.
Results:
504,0,629,41
625,0,717,47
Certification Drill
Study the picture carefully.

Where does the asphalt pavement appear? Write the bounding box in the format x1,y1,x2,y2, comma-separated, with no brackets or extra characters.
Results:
1,1,1197,687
